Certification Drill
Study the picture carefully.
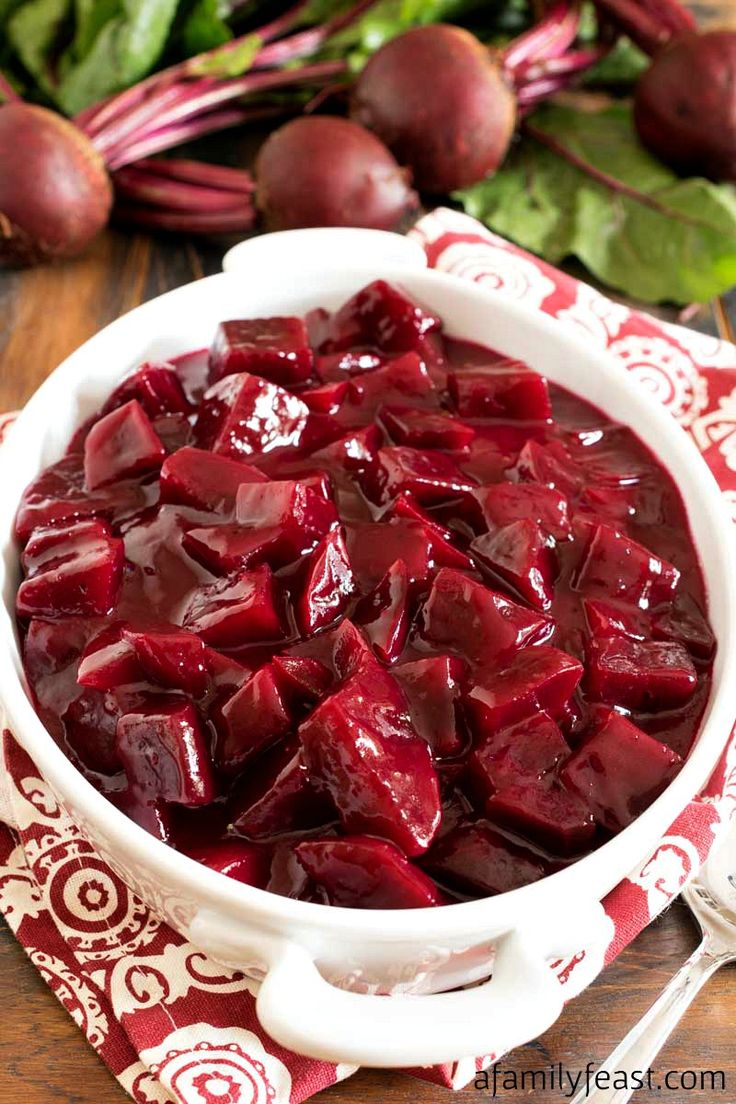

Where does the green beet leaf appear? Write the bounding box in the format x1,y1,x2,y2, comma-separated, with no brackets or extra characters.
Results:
455,103,736,305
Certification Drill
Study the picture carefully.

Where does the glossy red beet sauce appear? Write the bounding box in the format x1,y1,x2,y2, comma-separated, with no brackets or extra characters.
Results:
15,280,715,909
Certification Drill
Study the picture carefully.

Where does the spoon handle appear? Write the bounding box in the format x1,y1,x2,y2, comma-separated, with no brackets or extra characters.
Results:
569,941,726,1104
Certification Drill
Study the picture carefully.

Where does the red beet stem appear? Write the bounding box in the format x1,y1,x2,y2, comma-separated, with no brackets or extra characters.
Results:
0,73,20,102
104,108,267,170
516,44,608,83
591,0,690,54
113,165,252,212
114,202,256,233
503,0,582,73
132,158,255,192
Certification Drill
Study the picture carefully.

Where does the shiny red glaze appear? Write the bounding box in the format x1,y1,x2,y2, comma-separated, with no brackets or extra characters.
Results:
84,400,165,491
296,836,442,908
15,280,714,907
561,711,683,833
187,840,272,888
209,317,313,387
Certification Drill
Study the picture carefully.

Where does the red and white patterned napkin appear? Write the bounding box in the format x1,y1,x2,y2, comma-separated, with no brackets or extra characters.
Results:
1,208,735,1103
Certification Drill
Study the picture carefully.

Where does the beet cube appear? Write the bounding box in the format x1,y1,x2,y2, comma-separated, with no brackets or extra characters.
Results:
424,821,547,896
236,478,337,548
160,446,268,514
215,663,292,773
347,519,432,590
84,400,165,490
345,353,436,417
196,372,310,458
448,362,552,421
77,626,144,691
514,438,583,496
315,350,383,382
574,523,680,609
395,655,466,758
653,593,716,661
330,619,376,680
17,519,124,618
388,493,473,571
103,362,191,418
467,713,568,805
299,662,441,855
583,598,647,641
330,280,440,354
182,524,283,575
587,637,697,710
471,481,571,542
420,567,552,664
355,558,410,663
187,840,271,888
183,565,284,647
115,787,172,842
297,528,355,635
302,380,349,414
230,736,333,840
379,405,475,450
466,646,584,734
123,627,209,698
486,780,595,855
311,425,382,475
63,688,123,775
116,698,216,806
471,520,557,611
561,711,683,832
296,836,442,908
272,656,332,706
371,446,476,506
209,316,313,387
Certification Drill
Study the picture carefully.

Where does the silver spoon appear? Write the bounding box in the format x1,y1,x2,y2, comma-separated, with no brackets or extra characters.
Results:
570,814,736,1104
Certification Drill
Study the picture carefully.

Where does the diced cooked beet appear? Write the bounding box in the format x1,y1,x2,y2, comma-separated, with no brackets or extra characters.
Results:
388,493,473,571
77,625,144,691
160,446,268,513
187,839,271,888
470,481,571,541
471,520,557,611
196,372,310,458
379,404,474,450
587,637,697,710
302,380,349,414
424,821,547,896
653,593,716,661
330,618,375,680
271,655,332,706
325,280,440,354
355,558,410,663
84,400,165,490
561,711,683,833
315,350,383,382
204,647,251,694
116,698,216,806
348,516,469,593
182,524,282,575
214,663,292,773
17,519,124,618
123,627,209,698
230,736,333,840
574,523,681,610
485,780,595,855
15,454,147,544
420,567,552,664
236,478,337,547
467,713,569,805
103,363,191,418
514,438,583,496
448,362,551,421
310,425,382,475
370,445,476,505
395,654,466,758
63,688,124,774
296,836,442,908
466,646,584,734
115,787,172,842
583,598,647,641
183,565,284,647
297,528,355,635
209,317,313,386
299,661,441,855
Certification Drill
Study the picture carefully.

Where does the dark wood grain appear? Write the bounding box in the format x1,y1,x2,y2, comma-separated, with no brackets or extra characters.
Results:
2,16,736,1084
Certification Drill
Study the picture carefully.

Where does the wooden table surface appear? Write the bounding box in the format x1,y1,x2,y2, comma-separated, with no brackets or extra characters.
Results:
1,222,735,1104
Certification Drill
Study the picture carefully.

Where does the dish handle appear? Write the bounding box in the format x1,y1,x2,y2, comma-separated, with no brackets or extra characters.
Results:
191,902,611,1068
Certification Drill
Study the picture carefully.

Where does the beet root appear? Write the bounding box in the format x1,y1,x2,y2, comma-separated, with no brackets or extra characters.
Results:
352,24,517,193
634,30,736,181
0,103,113,266
255,115,419,231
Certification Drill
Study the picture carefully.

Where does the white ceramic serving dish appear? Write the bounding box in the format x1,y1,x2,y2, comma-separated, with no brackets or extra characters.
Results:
1,229,735,1069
